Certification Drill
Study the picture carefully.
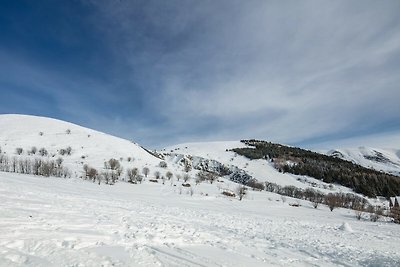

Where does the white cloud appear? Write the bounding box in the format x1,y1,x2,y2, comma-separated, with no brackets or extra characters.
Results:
3,0,400,149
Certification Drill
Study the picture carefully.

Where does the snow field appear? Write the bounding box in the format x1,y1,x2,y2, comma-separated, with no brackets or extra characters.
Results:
1,172,400,267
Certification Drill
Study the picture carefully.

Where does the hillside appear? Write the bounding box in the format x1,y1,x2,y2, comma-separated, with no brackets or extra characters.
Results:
162,141,358,195
1,115,400,266
0,114,169,180
1,114,398,200
326,147,400,176
230,140,400,198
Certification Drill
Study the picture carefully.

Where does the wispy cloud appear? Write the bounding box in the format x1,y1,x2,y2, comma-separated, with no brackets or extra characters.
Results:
1,0,400,148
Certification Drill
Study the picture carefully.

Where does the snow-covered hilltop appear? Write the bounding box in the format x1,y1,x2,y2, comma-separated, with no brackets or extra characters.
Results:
0,114,164,178
326,147,400,176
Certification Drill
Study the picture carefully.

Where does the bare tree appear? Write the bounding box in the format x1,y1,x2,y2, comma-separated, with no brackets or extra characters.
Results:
83,164,89,179
166,171,173,180
108,158,120,170
369,206,383,222
142,167,150,177
206,172,218,184
353,201,365,220
56,157,63,167
326,194,338,212
15,148,23,155
159,161,167,168
154,171,161,179
101,171,111,184
127,168,139,183
236,185,246,201
196,171,206,184
87,167,98,182
30,146,37,155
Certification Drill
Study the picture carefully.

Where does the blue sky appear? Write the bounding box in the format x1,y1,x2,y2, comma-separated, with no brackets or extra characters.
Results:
1,0,400,149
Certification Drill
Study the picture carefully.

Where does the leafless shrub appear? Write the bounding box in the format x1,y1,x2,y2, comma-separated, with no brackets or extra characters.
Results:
246,178,265,190
236,185,246,201
368,206,383,222
56,157,63,167
126,168,139,183
325,193,339,212
29,146,36,155
166,171,173,180
15,147,23,155
142,167,150,177
107,158,120,170
159,161,167,168
39,148,48,156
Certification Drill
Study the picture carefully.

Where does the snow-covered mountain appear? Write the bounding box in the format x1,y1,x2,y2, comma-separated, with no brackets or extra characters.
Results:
0,114,166,178
326,147,400,176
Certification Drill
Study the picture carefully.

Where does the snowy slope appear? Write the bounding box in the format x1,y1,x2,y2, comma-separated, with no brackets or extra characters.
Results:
1,172,399,266
0,114,165,178
1,115,400,266
162,141,355,194
326,147,400,176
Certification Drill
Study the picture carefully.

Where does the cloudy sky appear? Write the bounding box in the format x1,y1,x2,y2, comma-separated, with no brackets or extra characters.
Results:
1,0,399,149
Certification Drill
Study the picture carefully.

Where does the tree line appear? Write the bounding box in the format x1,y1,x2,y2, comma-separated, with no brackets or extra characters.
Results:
0,154,70,178
232,140,400,198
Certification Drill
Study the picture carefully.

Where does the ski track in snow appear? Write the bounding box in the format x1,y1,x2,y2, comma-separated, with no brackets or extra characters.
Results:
1,173,400,266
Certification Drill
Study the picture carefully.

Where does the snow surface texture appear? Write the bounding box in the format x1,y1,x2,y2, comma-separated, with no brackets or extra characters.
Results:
1,172,400,267
326,147,400,176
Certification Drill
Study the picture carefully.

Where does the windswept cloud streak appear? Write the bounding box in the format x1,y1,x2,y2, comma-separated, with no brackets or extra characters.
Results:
0,0,399,148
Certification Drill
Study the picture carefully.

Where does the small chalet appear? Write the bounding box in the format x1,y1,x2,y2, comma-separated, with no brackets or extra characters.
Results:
389,197,400,209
